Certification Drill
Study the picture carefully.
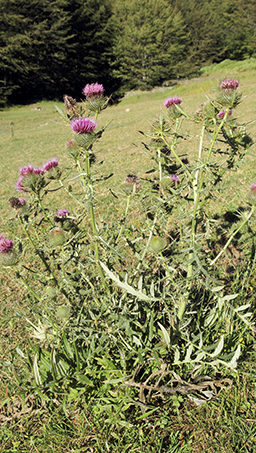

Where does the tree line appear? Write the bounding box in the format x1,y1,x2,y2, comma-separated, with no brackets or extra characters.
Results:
1,0,256,105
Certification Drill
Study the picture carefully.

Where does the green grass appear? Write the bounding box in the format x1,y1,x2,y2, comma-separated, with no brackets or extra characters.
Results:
1,60,256,452
1,353,256,452
200,57,256,76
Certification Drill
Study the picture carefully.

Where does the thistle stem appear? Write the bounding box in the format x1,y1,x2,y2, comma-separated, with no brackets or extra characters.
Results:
187,112,229,283
14,265,41,302
36,195,54,226
137,212,158,270
82,152,107,288
58,178,86,207
116,194,131,243
18,216,58,286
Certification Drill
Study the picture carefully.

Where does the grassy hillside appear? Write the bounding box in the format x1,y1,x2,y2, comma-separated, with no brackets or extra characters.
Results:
1,59,256,230
1,60,256,452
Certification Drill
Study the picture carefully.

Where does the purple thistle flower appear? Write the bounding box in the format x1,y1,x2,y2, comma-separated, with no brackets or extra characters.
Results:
54,209,70,223
220,79,239,90
33,167,45,175
83,83,104,98
164,96,182,108
70,116,98,134
16,163,45,192
57,209,70,217
0,234,14,253
217,109,233,119
19,163,45,177
171,174,180,182
16,176,27,192
251,183,256,192
19,164,34,176
43,157,59,172
18,197,26,205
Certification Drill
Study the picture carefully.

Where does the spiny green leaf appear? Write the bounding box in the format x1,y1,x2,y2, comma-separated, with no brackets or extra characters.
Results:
100,261,154,301
158,322,170,348
211,335,224,358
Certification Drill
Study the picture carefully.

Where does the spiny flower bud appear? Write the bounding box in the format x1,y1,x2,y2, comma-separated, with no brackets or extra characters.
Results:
56,305,71,319
149,236,166,253
161,174,180,188
217,109,233,119
9,197,28,216
122,173,141,194
0,234,14,253
16,163,45,192
56,209,70,218
9,197,26,209
0,234,18,266
63,95,77,115
171,174,180,183
49,228,66,247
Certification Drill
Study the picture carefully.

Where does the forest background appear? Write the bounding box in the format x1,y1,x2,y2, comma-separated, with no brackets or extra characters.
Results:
1,0,256,106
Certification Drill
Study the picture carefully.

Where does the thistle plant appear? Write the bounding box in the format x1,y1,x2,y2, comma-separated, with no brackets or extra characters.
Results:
2,79,256,412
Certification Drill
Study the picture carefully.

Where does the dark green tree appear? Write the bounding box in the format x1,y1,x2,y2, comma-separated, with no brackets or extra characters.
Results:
0,0,74,104
215,0,256,60
176,0,256,71
62,0,117,98
112,0,188,90
0,0,117,105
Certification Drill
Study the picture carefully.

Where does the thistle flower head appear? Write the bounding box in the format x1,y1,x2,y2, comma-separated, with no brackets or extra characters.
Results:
63,94,77,111
171,174,180,182
0,234,14,253
149,236,166,252
124,173,141,188
57,209,70,217
251,183,256,192
42,158,59,172
9,197,26,209
57,209,70,218
19,164,34,176
70,116,97,134
122,173,141,193
49,228,66,247
164,96,182,108
33,167,44,175
217,109,233,119
16,176,27,192
54,209,70,223
83,83,104,98
220,79,239,90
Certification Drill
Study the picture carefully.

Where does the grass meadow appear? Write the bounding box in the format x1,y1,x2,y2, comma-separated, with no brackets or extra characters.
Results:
0,60,256,452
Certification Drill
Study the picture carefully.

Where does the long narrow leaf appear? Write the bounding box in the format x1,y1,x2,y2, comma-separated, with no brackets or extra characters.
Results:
54,105,70,122
228,344,241,369
211,335,224,358
33,354,41,386
158,322,170,348
100,261,154,301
